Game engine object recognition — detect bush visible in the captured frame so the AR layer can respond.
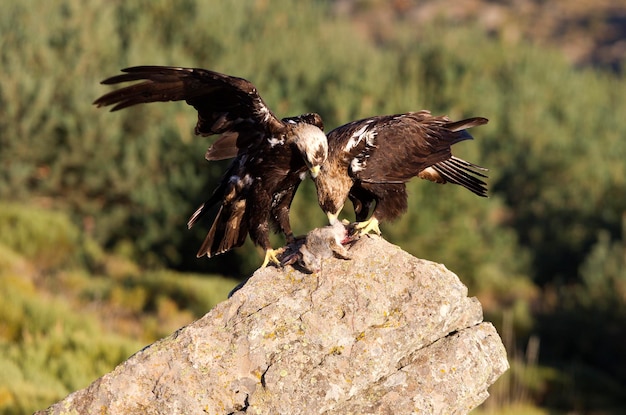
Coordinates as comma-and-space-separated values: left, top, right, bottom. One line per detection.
0, 203, 81, 272
0, 272, 142, 414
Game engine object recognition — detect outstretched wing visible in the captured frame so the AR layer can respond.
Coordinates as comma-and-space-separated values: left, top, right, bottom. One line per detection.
187, 156, 252, 258
93, 66, 285, 159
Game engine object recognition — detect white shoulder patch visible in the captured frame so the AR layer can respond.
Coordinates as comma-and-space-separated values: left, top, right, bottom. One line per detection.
255, 97, 272, 122
267, 136, 285, 147
344, 121, 377, 152
350, 157, 365, 173
363, 129, 377, 147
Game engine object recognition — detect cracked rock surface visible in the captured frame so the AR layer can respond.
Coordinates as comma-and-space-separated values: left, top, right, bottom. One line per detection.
36, 235, 508, 415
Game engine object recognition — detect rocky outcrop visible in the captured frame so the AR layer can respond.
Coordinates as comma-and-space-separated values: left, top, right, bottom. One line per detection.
36, 233, 508, 415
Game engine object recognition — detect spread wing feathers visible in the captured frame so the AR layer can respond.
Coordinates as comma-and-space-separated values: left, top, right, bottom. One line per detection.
195, 201, 249, 258
187, 160, 252, 258
422, 156, 489, 197
93, 65, 285, 144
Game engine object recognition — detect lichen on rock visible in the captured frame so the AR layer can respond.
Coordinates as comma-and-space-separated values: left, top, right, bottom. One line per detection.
36, 233, 508, 415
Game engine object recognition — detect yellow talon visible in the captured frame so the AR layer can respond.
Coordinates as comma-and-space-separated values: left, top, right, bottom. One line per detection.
354, 216, 381, 236
261, 248, 283, 268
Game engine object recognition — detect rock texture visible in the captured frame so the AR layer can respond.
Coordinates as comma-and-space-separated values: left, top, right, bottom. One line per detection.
36, 234, 508, 415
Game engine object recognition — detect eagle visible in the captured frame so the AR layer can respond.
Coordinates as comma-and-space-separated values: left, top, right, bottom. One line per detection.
314, 110, 488, 235
93, 66, 328, 267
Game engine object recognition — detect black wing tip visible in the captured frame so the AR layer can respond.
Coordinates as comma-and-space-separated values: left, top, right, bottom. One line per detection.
94, 66, 194, 110
119, 65, 192, 74
98, 66, 194, 85
91, 97, 133, 112
432, 157, 489, 197
450, 156, 489, 174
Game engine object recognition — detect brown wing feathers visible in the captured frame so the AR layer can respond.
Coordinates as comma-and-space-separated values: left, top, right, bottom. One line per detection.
94, 66, 284, 138
196, 201, 249, 258
94, 67, 208, 110
430, 156, 488, 197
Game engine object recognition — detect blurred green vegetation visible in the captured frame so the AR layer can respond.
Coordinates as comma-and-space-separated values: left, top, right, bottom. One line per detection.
1, 0, 625, 414
0, 203, 236, 414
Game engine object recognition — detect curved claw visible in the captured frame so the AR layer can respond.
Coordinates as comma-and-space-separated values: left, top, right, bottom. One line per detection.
261, 247, 284, 268
354, 216, 381, 236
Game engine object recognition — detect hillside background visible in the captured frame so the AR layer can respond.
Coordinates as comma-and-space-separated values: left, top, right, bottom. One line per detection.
1, 1, 625, 414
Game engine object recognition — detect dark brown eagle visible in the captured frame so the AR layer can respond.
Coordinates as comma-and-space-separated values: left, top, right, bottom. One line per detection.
93, 66, 328, 267
314, 110, 488, 235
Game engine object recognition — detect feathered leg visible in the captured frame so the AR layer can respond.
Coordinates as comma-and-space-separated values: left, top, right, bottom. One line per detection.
349, 187, 375, 222
249, 185, 285, 268
351, 182, 406, 236
270, 182, 301, 244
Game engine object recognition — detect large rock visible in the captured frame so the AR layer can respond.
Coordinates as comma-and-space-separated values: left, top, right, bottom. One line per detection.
36, 234, 508, 415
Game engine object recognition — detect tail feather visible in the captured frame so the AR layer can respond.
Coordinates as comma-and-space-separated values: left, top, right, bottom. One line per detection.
187, 188, 225, 230
443, 117, 489, 147
187, 203, 207, 230
196, 199, 248, 258
444, 117, 488, 132
190, 161, 252, 258
431, 156, 489, 197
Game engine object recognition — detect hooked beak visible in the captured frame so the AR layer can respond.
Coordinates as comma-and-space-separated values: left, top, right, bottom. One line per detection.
310, 165, 321, 179
327, 211, 339, 225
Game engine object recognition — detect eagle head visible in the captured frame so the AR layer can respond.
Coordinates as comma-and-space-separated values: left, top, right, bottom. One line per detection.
292, 123, 328, 179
